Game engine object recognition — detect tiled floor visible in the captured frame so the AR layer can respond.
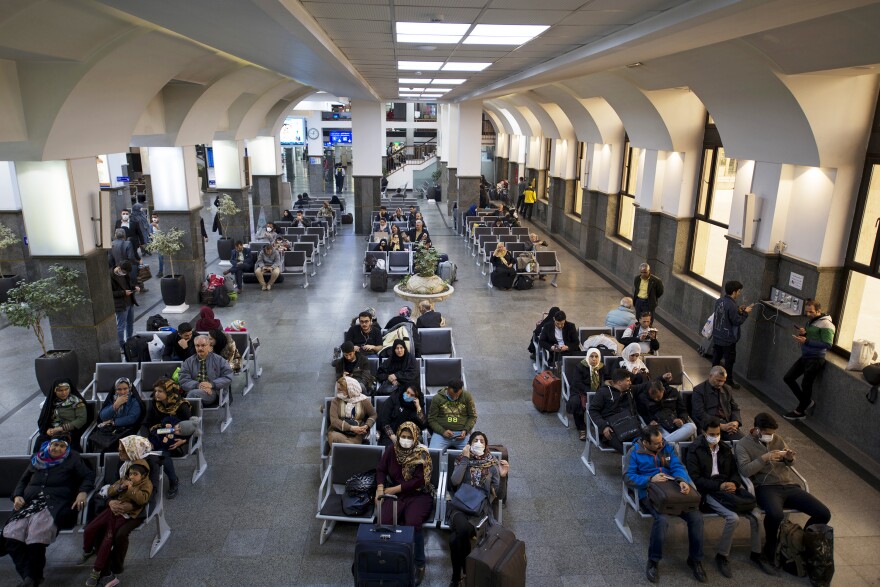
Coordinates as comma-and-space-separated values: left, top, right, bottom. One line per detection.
1, 161, 879, 586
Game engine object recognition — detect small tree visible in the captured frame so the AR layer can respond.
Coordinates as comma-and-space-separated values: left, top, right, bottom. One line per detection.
0, 264, 88, 356
412, 241, 440, 277
144, 227, 184, 277
217, 194, 241, 237
0, 223, 19, 276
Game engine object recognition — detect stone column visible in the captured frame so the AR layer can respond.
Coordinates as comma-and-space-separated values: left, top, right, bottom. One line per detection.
547, 177, 573, 234
457, 176, 481, 213
445, 167, 458, 215
353, 176, 382, 234
455, 100, 483, 216
252, 175, 284, 222
248, 135, 286, 223
212, 139, 253, 239
351, 100, 384, 234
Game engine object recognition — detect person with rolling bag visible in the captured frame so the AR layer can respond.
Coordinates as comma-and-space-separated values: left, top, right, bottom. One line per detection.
354, 422, 433, 586
446, 431, 521, 587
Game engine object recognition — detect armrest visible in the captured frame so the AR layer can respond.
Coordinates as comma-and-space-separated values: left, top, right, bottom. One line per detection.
80, 420, 100, 452
27, 429, 39, 454
317, 465, 333, 510
790, 466, 810, 493
83, 380, 96, 401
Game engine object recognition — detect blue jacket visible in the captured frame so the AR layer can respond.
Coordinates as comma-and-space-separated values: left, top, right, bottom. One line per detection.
99, 393, 142, 428
712, 295, 749, 346
625, 439, 693, 500
605, 305, 636, 329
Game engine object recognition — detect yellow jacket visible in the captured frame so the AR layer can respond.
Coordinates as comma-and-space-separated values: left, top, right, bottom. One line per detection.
523, 188, 537, 204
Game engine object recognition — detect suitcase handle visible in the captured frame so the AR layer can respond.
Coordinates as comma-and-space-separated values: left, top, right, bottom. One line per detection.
375, 494, 399, 532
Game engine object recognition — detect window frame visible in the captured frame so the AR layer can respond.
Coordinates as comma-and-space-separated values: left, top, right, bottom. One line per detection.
573, 141, 586, 217
616, 136, 637, 243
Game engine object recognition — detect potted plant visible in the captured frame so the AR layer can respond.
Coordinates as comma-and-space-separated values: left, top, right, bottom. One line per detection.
145, 227, 186, 306
400, 241, 449, 295
0, 223, 23, 303
0, 264, 88, 395
216, 194, 241, 261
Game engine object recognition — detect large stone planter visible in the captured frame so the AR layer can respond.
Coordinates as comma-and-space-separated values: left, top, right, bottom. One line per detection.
393, 281, 454, 318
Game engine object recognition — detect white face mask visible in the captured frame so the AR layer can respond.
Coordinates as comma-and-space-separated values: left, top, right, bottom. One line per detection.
121, 214, 129, 220
706, 435, 720, 446
398, 438, 413, 449
760, 433, 774, 444
471, 442, 485, 456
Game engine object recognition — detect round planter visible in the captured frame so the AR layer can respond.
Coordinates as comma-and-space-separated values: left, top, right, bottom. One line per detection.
35, 350, 79, 397
160, 274, 187, 306
217, 237, 233, 262
0, 274, 23, 304
393, 283, 454, 318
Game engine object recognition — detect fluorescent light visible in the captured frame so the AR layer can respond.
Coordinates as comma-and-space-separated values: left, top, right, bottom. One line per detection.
441, 62, 491, 71
430, 88, 453, 93
463, 36, 533, 45
430, 78, 466, 85
399, 87, 426, 92
398, 34, 463, 44
468, 24, 549, 37
396, 22, 470, 36
399, 78, 432, 84
398, 61, 443, 71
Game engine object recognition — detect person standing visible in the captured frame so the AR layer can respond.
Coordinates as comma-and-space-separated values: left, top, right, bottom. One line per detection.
515, 176, 526, 213
110, 262, 138, 353
335, 165, 345, 194
711, 281, 754, 389
783, 299, 835, 420
632, 263, 664, 321
148, 212, 164, 277
108, 228, 138, 285
522, 181, 537, 220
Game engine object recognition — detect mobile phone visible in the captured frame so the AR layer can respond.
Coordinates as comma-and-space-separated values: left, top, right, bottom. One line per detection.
156, 427, 174, 434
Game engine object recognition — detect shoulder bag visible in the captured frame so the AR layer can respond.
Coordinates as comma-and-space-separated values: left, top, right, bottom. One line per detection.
450, 483, 488, 516
712, 486, 757, 514
606, 392, 641, 442
648, 481, 701, 515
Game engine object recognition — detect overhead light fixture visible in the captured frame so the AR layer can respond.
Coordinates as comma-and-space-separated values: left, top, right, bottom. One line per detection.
463, 24, 549, 45
399, 61, 443, 71
430, 88, 453, 93
396, 22, 470, 44
399, 87, 427, 92
400, 78, 432, 84
441, 62, 491, 71
430, 78, 466, 85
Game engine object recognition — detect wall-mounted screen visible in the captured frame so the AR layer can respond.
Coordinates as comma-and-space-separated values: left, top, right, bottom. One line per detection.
329, 130, 352, 144
280, 118, 305, 145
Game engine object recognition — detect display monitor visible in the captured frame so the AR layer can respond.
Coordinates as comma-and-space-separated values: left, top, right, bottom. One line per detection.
280, 119, 305, 145
329, 130, 352, 144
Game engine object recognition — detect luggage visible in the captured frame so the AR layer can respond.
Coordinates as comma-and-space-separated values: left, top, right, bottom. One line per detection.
465, 521, 526, 587
370, 267, 388, 292
353, 495, 415, 587
697, 334, 714, 358
212, 284, 231, 308
137, 264, 152, 282
648, 481, 701, 516
513, 275, 533, 290
342, 213, 354, 224
803, 524, 834, 587
438, 260, 457, 283
123, 335, 152, 364
532, 370, 561, 412
776, 519, 807, 577
146, 314, 169, 331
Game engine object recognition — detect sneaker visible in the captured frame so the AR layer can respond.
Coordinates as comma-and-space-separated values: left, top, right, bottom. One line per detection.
167, 480, 179, 500
85, 569, 101, 587
750, 552, 776, 575
261, 285, 267, 291
103, 574, 120, 587
687, 558, 707, 583
156, 273, 163, 278
79, 548, 96, 565
266, 284, 272, 290
715, 553, 732, 578
782, 410, 806, 421
806, 400, 816, 415
645, 560, 659, 584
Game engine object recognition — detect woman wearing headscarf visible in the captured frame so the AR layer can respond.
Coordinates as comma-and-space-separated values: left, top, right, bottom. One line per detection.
446, 431, 510, 586
208, 328, 242, 372
195, 306, 221, 331
490, 242, 517, 290
5, 438, 95, 586
528, 306, 560, 358
35, 378, 88, 451
327, 376, 376, 445
377, 339, 419, 396
90, 378, 144, 453
143, 378, 193, 500
280, 209, 294, 223
329, 194, 345, 212
376, 238, 388, 252
376, 421, 434, 585
384, 306, 413, 331
620, 342, 649, 384
569, 348, 605, 442
389, 233, 403, 252
377, 385, 426, 447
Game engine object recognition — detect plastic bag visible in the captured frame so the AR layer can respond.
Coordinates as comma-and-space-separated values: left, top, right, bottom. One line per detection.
847, 339, 877, 371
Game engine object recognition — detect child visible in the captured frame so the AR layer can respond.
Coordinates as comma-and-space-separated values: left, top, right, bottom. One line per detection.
82, 461, 153, 586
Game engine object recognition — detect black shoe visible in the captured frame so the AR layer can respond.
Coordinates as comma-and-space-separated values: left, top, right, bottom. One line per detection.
806, 400, 816, 415
715, 553, 732, 578
729, 382, 741, 389
687, 558, 707, 583
782, 410, 806, 421
167, 480, 179, 500
750, 552, 776, 575
416, 566, 425, 586
645, 560, 659, 584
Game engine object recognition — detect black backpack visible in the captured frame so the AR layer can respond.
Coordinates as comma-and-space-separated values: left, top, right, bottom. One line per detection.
212, 284, 231, 308
514, 275, 533, 290
124, 335, 152, 364
147, 314, 169, 331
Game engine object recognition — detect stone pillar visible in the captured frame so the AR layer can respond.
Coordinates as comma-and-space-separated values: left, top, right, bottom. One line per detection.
496, 157, 508, 185
353, 176, 381, 235
445, 167, 458, 216
252, 175, 284, 222
158, 209, 206, 308
457, 176, 481, 214
283, 147, 295, 181
248, 136, 285, 222
212, 139, 253, 238
547, 177, 573, 235
455, 100, 483, 216
352, 100, 384, 233
308, 156, 324, 195
0, 163, 30, 286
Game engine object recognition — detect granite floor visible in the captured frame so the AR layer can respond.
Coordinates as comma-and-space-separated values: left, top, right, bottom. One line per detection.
1, 160, 879, 586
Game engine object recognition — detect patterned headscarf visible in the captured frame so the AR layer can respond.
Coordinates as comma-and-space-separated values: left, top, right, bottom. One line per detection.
153, 377, 186, 415
394, 422, 433, 495
457, 433, 498, 491
119, 435, 153, 477
336, 376, 369, 404
31, 439, 70, 470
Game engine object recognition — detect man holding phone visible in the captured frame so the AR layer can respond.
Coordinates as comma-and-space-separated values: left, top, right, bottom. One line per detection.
783, 299, 835, 420
711, 281, 754, 389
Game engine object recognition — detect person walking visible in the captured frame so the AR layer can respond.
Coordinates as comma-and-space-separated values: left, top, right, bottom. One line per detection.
711, 280, 754, 389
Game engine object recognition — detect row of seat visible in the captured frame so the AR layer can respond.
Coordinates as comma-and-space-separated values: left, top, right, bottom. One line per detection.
487, 250, 562, 288
361, 250, 414, 285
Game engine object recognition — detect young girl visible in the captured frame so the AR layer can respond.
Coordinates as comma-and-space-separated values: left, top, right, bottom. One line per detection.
82, 461, 153, 586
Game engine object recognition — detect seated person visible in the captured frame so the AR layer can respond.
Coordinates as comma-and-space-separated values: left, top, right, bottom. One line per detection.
376, 238, 388, 252
385, 306, 413, 331
390, 222, 402, 239
427, 379, 477, 450
317, 201, 335, 221
527, 232, 548, 249
255, 222, 279, 242
293, 193, 306, 209
376, 339, 419, 396
636, 379, 697, 443
620, 311, 660, 355
538, 310, 579, 366
406, 219, 428, 243
588, 368, 664, 453
692, 366, 743, 440
344, 311, 383, 355
91, 377, 144, 453
332, 341, 373, 390
377, 206, 389, 221
446, 431, 510, 586
618, 343, 650, 385
415, 300, 443, 329
279, 209, 294, 223
377, 385, 426, 447
374, 218, 389, 239
736, 412, 830, 570
686, 418, 765, 578
82, 460, 153, 587
327, 376, 376, 445
489, 242, 516, 290
569, 348, 605, 442
291, 210, 311, 228
389, 233, 403, 251
391, 207, 406, 222
179, 335, 233, 406
605, 296, 637, 329
223, 240, 247, 293
208, 328, 242, 373
625, 425, 707, 584
406, 205, 417, 222
375, 422, 434, 584
329, 194, 344, 212
255, 244, 281, 291
528, 305, 560, 359
36, 378, 88, 451
143, 377, 194, 500
161, 322, 195, 361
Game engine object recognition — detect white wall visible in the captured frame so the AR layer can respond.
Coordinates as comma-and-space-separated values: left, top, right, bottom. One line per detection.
212, 139, 245, 189
247, 135, 279, 176
17, 160, 82, 256
0, 161, 21, 210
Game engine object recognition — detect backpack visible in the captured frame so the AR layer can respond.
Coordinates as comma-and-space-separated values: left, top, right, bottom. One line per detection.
147, 314, 169, 331
124, 335, 152, 364
775, 520, 807, 577
803, 524, 834, 587
514, 275, 533, 290
212, 284, 231, 308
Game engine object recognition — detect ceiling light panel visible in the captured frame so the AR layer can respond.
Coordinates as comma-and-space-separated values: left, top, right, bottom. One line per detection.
441, 62, 491, 71
396, 22, 470, 44
463, 24, 549, 45
399, 87, 427, 91
398, 61, 443, 70
399, 78, 433, 84
430, 78, 466, 84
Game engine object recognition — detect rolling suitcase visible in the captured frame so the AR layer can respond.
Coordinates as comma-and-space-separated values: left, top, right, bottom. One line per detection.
370, 268, 388, 292
353, 495, 415, 587
438, 260, 457, 283
532, 370, 561, 412
465, 519, 526, 587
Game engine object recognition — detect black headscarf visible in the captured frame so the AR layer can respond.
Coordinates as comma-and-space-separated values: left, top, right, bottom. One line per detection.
209, 328, 228, 356
37, 377, 86, 434
381, 339, 418, 386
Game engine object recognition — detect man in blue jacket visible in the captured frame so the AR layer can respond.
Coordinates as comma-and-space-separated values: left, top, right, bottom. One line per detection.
711, 280, 754, 389
625, 425, 707, 584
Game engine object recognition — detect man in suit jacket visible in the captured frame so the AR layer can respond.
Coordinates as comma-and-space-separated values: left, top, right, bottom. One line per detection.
180, 335, 234, 406
633, 263, 664, 322
538, 310, 580, 366
691, 365, 743, 440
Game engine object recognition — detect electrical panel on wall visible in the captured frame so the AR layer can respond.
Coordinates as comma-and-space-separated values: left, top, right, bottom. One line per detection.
764, 286, 804, 316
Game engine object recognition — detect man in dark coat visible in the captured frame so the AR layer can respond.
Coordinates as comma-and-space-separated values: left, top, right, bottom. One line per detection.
162, 322, 196, 361
632, 262, 664, 321
538, 310, 580, 366
344, 311, 382, 355
109, 229, 138, 285
710, 280, 754, 389
111, 261, 139, 352
588, 369, 664, 453
691, 366, 743, 441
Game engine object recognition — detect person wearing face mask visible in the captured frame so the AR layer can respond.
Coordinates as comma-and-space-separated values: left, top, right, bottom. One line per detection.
108, 229, 138, 285
114, 208, 146, 256
377, 385, 426, 447
569, 348, 605, 441
692, 366, 743, 441
686, 418, 766, 578
375, 421, 434, 585
735, 413, 830, 569
256, 222, 279, 243
110, 261, 139, 353
427, 380, 477, 450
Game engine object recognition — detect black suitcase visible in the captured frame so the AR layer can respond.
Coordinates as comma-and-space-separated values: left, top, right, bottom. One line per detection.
370, 268, 388, 292
353, 495, 415, 587
465, 519, 526, 587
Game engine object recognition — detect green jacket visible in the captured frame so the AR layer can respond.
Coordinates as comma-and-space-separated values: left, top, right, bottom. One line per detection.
427, 389, 477, 434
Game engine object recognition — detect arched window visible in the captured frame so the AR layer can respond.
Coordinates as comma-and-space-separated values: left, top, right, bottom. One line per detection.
617, 134, 639, 242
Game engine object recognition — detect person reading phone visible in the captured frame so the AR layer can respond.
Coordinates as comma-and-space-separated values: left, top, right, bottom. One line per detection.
620, 311, 661, 355
710, 281, 754, 389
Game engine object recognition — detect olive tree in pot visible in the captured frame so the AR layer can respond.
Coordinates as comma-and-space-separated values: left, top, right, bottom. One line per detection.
145, 227, 186, 306
216, 194, 241, 262
0, 223, 23, 303
0, 264, 88, 395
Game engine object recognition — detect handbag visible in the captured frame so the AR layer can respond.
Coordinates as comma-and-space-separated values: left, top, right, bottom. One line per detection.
341, 491, 372, 516
648, 481, 701, 515
847, 339, 877, 371
137, 264, 152, 282
89, 425, 127, 452
657, 409, 681, 432
345, 469, 376, 495
341, 417, 362, 437
606, 409, 641, 443
450, 483, 488, 516
712, 487, 757, 514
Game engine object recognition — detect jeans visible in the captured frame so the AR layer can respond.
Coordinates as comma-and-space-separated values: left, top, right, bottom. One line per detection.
784, 357, 825, 413
228, 266, 244, 290
704, 494, 761, 557
756, 484, 830, 559
157, 253, 164, 275
115, 305, 134, 350
449, 511, 476, 580
712, 343, 738, 383
640, 496, 704, 562
660, 422, 697, 443
522, 202, 534, 220
429, 432, 468, 450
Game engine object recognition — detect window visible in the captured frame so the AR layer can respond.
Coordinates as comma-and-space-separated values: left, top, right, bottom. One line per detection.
573, 141, 586, 216
543, 138, 552, 199
617, 137, 639, 242
689, 139, 737, 287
